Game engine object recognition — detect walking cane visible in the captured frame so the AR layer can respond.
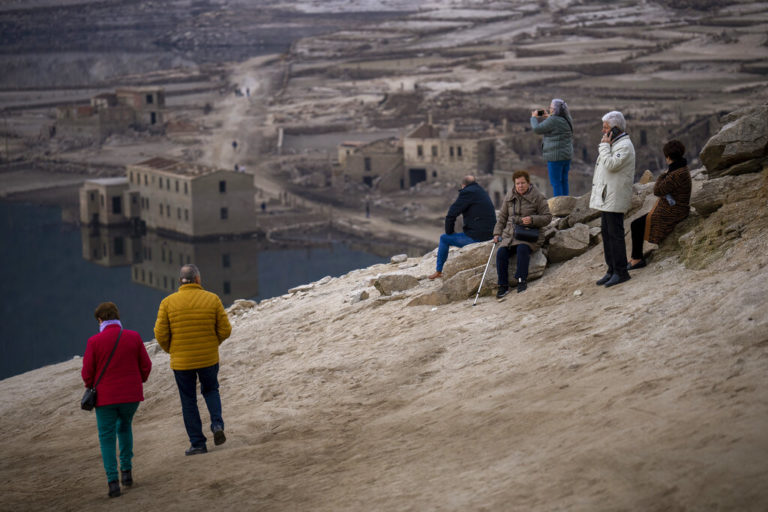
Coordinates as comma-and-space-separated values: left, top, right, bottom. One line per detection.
473, 241, 497, 306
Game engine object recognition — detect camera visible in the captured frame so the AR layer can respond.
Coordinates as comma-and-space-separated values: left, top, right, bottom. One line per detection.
536, 109, 546, 116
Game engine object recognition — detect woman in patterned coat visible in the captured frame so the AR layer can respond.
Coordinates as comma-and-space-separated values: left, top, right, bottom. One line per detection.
628, 140, 692, 270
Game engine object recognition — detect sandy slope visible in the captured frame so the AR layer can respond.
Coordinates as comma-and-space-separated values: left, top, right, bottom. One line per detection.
1, 187, 767, 511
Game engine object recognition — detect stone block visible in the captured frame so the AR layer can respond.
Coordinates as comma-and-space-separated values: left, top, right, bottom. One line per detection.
547, 223, 590, 263
390, 254, 408, 264
442, 241, 495, 279
548, 196, 578, 217
373, 273, 420, 296
700, 104, 768, 177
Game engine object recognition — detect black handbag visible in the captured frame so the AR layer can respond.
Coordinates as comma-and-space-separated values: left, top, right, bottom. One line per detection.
512, 197, 540, 243
81, 328, 122, 411
513, 225, 540, 243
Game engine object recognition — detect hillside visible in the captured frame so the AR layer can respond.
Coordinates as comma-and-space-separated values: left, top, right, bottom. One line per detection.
1, 127, 767, 509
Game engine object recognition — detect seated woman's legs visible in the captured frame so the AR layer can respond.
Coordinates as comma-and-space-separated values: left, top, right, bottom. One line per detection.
514, 244, 531, 292
630, 215, 647, 265
496, 246, 511, 289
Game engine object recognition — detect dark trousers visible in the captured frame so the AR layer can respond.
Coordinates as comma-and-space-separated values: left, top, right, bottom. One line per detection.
173, 363, 223, 448
600, 211, 629, 277
630, 214, 647, 260
496, 244, 531, 286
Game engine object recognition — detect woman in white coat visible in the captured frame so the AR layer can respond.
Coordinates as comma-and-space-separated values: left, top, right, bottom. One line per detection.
590, 110, 635, 288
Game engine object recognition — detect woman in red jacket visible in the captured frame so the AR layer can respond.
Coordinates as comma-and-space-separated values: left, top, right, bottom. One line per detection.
82, 302, 152, 498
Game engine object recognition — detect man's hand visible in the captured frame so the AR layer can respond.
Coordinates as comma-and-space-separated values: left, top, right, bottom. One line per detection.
522, 216, 532, 225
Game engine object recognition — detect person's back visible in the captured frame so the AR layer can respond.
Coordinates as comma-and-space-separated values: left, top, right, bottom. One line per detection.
155, 282, 231, 371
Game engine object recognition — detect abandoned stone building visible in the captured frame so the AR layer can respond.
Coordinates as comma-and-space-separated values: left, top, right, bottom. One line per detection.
126, 157, 258, 239
55, 87, 165, 141
334, 138, 404, 191
338, 119, 499, 190
79, 177, 141, 227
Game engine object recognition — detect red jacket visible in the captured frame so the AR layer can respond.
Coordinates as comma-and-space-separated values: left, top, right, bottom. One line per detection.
81, 324, 152, 406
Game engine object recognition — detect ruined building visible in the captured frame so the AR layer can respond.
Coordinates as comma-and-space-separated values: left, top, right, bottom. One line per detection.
55, 87, 165, 141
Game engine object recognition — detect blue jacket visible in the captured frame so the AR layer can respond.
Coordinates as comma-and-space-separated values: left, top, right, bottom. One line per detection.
445, 182, 496, 241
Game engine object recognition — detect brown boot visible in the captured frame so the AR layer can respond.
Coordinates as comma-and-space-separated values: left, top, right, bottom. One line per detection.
428, 271, 443, 280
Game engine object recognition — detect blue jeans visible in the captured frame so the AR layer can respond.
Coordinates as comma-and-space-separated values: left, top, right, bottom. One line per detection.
436, 232, 478, 272
548, 160, 571, 197
173, 363, 223, 448
95, 402, 140, 482
496, 244, 532, 286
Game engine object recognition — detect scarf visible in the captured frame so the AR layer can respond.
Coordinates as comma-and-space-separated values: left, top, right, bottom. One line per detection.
99, 319, 123, 332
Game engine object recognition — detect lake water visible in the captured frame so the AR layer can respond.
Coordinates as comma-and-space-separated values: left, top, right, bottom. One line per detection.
0, 200, 400, 380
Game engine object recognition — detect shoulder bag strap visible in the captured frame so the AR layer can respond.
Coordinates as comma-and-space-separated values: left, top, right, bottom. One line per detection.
564, 116, 573, 134
93, 328, 122, 389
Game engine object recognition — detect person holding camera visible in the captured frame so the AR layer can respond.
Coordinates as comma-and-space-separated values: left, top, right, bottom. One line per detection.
531, 98, 574, 197
628, 139, 691, 270
492, 170, 552, 298
591, 110, 635, 288
82, 302, 152, 498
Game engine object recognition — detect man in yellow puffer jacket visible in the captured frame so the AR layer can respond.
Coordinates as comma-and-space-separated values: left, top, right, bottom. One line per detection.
155, 264, 232, 456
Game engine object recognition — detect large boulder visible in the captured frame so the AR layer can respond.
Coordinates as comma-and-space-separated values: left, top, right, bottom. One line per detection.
700, 104, 768, 178
373, 273, 420, 296
691, 171, 765, 216
442, 241, 495, 278
567, 192, 601, 227
548, 196, 578, 217
547, 223, 590, 263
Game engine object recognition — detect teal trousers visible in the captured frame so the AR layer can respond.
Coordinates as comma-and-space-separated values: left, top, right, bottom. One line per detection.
95, 402, 139, 482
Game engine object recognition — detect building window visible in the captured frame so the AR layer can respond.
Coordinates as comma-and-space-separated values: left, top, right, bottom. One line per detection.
144, 174, 148, 186
432, 171, 437, 178
175, 180, 179, 192
219, 180, 226, 193
222, 254, 230, 268
166, 178, 170, 190
449, 146, 454, 157
184, 209, 189, 221
163, 276, 167, 289
114, 237, 124, 256
100, 194, 105, 207
184, 182, 188, 194
148, 271, 153, 284
166, 204, 171, 217
112, 196, 122, 214
457, 146, 463, 158
417, 145, 423, 157
168, 250, 173, 265
364, 157, 371, 172
90, 192, 95, 202
158, 178, 162, 190
223, 281, 231, 295
220, 207, 228, 220
129, 171, 133, 183
159, 204, 163, 216
431, 145, 438, 157
146, 94, 153, 104
141, 269, 145, 282
177, 207, 181, 219
146, 198, 150, 210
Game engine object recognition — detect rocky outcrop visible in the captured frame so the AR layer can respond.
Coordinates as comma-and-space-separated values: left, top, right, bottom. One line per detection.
548, 196, 578, 217
547, 223, 590, 263
566, 192, 601, 227
700, 104, 768, 178
374, 273, 420, 296
691, 172, 765, 216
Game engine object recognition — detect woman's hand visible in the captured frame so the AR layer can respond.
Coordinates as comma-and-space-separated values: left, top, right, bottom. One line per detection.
493, 235, 501, 243
522, 216, 532, 225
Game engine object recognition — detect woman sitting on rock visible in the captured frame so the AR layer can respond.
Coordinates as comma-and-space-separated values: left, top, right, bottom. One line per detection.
493, 170, 552, 298
628, 139, 692, 270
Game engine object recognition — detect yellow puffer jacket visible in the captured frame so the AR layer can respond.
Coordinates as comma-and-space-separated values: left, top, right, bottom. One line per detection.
154, 284, 232, 370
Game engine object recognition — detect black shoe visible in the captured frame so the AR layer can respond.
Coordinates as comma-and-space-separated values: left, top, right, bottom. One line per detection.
121, 470, 133, 487
108, 481, 121, 498
596, 273, 612, 286
496, 286, 509, 300
213, 426, 226, 446
627, 259, 647, 270
517, 279, 527, 293
185, 445, 208, 456
605, 273, 631, 287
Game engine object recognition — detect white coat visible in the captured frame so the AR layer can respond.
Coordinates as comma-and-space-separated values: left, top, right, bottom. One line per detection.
589, 134, 636, 213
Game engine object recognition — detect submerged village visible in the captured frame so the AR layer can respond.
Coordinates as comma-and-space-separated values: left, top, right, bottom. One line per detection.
1, 0, 768, 510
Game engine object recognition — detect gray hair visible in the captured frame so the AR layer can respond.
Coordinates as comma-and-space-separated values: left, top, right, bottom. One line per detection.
551, 98, 569, 118
180, 264, 200, 284
602, 111, 626, 132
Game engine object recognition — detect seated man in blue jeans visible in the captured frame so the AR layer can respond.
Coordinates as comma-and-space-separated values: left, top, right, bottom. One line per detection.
429, 175, 496, 279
